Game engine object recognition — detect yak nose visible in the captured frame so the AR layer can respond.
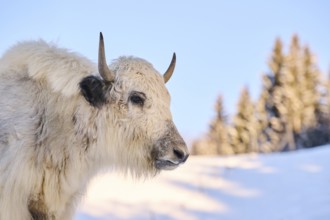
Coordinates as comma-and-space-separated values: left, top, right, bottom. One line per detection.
173, 147, 189, 163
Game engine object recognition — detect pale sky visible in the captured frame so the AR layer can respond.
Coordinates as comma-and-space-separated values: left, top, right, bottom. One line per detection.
1, 0, 330, 143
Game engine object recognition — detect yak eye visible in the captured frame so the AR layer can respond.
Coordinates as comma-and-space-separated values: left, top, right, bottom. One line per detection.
129, 92, 145, 106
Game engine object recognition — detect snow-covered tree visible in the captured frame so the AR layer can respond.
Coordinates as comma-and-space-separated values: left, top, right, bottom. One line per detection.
229, 87, 256, 154
208, 96, 232, 154
193, 34, 330, 155
258, 38, 288, 152
255, 87, 273, 152
191, 96, 231, 155
299, 47, 330, 147
259, 35, 330, 151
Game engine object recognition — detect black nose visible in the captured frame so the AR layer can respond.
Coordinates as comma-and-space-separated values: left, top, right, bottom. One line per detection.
173, 147, 189, 163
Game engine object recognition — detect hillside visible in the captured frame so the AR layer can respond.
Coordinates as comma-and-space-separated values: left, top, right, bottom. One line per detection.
76, 146, 330, 220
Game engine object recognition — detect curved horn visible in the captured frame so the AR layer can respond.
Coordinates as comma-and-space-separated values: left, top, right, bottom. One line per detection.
98, 32, 115, 82
163, 53, 176, 83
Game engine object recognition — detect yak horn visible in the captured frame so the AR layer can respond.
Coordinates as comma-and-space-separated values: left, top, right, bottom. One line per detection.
163, 53, 176, 83
98, 32, 115, 82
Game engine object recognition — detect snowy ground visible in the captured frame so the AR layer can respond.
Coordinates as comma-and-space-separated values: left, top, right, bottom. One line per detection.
75, 146, 330, 220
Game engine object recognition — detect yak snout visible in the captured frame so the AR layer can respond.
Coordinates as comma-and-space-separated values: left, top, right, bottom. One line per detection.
154, 143, 189, 171
152, 122, 189, 170
173, 147, 189, 162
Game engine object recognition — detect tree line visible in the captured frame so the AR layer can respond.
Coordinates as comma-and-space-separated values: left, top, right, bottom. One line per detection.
192, 35, 330, 155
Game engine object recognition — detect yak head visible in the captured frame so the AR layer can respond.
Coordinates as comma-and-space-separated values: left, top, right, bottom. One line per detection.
80, 33, 189, 176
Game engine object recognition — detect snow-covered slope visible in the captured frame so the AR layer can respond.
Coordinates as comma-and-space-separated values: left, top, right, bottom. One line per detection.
76, 146, 330, 220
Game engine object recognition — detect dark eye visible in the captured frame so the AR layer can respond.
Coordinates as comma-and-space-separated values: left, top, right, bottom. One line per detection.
129, 92, 145, 106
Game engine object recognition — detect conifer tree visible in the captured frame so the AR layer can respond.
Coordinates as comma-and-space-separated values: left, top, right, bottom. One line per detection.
259, 35, 329, 150
298, 47, 330, 147
229, 87, 255, 153
191, 96, 228, 155
260, 38, 288, 152
255, 88, 271, 152
193, 34, 330, 155
208, 96, 231, 154
280, 34, 303, 150
300, 47, 319, 128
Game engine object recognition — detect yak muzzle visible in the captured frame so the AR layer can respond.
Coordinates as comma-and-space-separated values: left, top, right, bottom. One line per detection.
153, 122, 189, 170
155, 145, 189, 170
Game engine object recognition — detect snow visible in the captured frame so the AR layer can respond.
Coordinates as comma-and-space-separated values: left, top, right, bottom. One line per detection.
75, 146, 330, 220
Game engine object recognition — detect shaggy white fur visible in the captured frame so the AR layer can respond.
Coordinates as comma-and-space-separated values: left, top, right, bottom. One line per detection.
0, 40, 188, 219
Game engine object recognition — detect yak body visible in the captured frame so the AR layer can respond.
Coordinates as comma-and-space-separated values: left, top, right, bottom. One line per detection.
0, 39, 188, 219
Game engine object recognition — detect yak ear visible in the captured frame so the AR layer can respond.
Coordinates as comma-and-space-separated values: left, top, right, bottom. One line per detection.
79, 76, 110, 108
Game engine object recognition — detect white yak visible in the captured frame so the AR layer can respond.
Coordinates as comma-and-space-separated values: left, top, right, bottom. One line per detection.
0, 33, 189, 220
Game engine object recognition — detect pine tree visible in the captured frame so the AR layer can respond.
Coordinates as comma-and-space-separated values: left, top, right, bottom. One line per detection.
323, 71, 330, 121
299, 47, 330, 147
208, 96, 231, 154
300, 47, 319, 128
229, 87, 255, 154
280, 34, 303, 150
259, 38, 288, 152
191, 96, 230, 155
258, 35, 329, 151
255, 88, 271, 152
281, 36, 329, 149
193, 34, 330, 155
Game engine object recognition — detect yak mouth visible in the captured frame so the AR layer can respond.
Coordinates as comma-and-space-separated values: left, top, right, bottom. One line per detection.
153, 150, 189, 171
155, 159, 181, 170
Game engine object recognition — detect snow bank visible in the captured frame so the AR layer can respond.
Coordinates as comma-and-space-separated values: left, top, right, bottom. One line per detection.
76, 146, 330, 220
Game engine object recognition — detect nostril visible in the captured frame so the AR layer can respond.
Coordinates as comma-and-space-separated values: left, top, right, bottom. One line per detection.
173, 148, 185, 160
182, 154, 189, 163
